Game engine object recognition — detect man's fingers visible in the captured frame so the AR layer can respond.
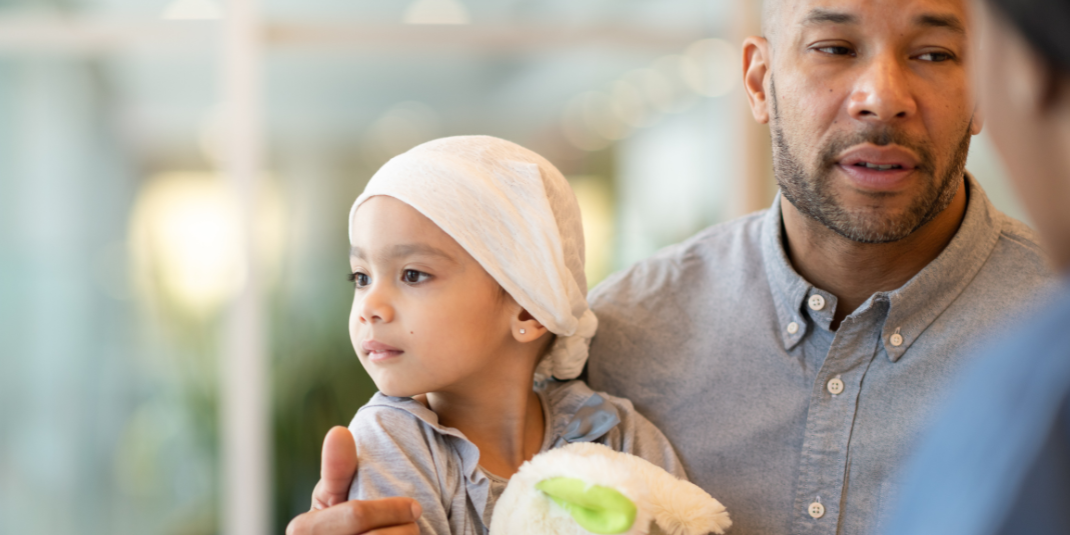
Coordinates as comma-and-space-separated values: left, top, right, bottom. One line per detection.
362, 525, 420, 535
311, 479, 329, 510
299, 427, 421, 534
318, 426, 358, 508
287, 498, 421, 535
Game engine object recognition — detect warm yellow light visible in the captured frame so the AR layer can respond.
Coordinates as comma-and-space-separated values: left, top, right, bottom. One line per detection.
130, 173, 245, 315
569, 175, 615, 285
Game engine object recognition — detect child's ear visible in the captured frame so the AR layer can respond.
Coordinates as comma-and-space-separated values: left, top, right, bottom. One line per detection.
512, 309, 549, 343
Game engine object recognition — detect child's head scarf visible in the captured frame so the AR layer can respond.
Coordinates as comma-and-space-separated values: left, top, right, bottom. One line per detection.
349, 135, 598, 380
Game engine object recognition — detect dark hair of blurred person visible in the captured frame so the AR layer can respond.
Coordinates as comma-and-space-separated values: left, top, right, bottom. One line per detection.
976, 0, 1070, 269
886, 1, 1070, 534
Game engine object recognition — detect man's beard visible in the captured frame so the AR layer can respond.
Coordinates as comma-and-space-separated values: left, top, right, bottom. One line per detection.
769, 79, 972, 244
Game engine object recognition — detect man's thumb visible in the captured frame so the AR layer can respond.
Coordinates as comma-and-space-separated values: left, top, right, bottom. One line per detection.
320, 426, 358, 507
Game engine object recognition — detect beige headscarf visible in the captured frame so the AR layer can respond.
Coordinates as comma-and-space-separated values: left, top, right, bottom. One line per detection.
349, 135, 597, 380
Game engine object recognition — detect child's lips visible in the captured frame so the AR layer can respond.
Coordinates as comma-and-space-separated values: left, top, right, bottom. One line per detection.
361, 339, 404, 361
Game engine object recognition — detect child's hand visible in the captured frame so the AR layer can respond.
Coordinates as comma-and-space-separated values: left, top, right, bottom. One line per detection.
286, 426, 422, 535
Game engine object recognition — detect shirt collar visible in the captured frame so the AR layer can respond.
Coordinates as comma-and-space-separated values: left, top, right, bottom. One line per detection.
761, 194, 813, 351
879, 173, 1002, 361
367, 380, 622, 475
762, 173, 1004, 361
542, 380, 621, 447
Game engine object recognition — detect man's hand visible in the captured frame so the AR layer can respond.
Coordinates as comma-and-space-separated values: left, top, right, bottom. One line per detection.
313, 426, 360, 510
286, 426, 421, 535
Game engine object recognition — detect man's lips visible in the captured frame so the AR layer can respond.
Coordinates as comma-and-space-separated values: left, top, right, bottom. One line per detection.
361, 339, 403, 361
836, 144, 921, 191
837, 144, 920, 171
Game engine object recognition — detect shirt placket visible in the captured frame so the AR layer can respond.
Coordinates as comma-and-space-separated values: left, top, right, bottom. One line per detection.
790, 302, 885, 535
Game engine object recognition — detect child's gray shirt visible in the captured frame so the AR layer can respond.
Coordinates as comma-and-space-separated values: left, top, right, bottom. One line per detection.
347, 379, 686, 535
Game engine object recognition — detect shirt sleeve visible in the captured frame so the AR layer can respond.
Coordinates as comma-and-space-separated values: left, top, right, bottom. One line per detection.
598, 392, 688, 481
347, 405, 458, 535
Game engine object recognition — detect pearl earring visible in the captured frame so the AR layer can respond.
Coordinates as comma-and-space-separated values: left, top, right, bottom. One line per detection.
519, 329, 526, 335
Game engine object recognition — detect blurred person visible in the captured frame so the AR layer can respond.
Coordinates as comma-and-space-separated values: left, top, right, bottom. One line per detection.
885, 0, 1070, 534
287, 1, 1054, 534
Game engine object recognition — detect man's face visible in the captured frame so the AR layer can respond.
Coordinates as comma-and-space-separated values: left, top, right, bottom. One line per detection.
762, 0, 978, 243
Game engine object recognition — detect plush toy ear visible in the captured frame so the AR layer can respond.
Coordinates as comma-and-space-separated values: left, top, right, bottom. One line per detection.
535, 477, 637, 534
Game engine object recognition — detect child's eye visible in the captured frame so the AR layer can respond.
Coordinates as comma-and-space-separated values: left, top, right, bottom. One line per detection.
348, 272, 370, 288
402, 270, 430, 284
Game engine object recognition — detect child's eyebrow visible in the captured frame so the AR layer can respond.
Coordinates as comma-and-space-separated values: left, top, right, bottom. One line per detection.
350, 244, 456, 263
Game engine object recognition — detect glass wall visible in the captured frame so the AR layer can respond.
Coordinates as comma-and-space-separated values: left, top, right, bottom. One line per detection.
0, 14, 221, 532
0, 1, 1027, 534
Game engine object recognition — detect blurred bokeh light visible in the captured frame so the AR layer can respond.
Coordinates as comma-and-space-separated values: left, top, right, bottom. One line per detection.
131, 173, 247, 314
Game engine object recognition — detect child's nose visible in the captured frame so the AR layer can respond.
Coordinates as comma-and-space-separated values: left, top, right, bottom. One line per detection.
358, 285, 395, 324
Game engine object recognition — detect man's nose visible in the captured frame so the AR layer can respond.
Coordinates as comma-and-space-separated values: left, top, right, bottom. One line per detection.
358, 283, 395, 324
847, 52, 917, 123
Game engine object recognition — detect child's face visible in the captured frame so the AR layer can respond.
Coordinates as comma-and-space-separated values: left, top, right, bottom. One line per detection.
348, 195, 516, 398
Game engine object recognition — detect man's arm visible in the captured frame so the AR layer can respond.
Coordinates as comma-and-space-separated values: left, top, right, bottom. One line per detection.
286, 426, 422, 535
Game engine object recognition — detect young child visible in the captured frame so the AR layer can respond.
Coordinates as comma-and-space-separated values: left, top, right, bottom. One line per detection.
345, 135, 684, 535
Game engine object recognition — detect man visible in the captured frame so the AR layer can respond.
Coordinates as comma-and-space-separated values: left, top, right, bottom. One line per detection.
287, 0, 1050, 533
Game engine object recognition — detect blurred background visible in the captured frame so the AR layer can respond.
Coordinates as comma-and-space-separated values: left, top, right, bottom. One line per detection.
0, 0, 1026, 534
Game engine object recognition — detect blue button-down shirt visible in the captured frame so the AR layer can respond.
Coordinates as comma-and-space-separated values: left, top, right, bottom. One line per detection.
587, 175, 1052, 535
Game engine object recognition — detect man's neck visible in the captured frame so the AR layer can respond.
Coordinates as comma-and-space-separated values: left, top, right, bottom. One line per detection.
781, 179, 969, 330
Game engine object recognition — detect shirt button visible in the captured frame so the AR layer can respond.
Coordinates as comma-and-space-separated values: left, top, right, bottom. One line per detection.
808, 502, 825, 519
890, 333, 904, 346
827, 377, 844, 395
787, 321, 799, 334
808, 294, 826, 311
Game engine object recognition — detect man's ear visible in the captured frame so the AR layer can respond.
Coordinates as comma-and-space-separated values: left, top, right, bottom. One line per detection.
512, 309, 549, 343
743, 36, 772, 124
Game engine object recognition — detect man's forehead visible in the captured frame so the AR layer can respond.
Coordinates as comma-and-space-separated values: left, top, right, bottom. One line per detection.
773, 0, 967, 27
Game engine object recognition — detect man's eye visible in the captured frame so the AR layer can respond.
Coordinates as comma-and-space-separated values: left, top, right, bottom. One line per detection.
348, 272, 369, 288
917, 51, 954, 62
402, 270, 429, 284
815, 45, 854, 56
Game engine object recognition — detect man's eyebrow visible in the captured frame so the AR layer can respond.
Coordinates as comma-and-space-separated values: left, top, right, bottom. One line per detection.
914, 13, 966, 35
349, 244, 455, 262
801, 8, 859, 26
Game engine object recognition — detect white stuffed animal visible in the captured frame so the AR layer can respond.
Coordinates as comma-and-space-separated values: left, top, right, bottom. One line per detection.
490, 442, 731, 535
